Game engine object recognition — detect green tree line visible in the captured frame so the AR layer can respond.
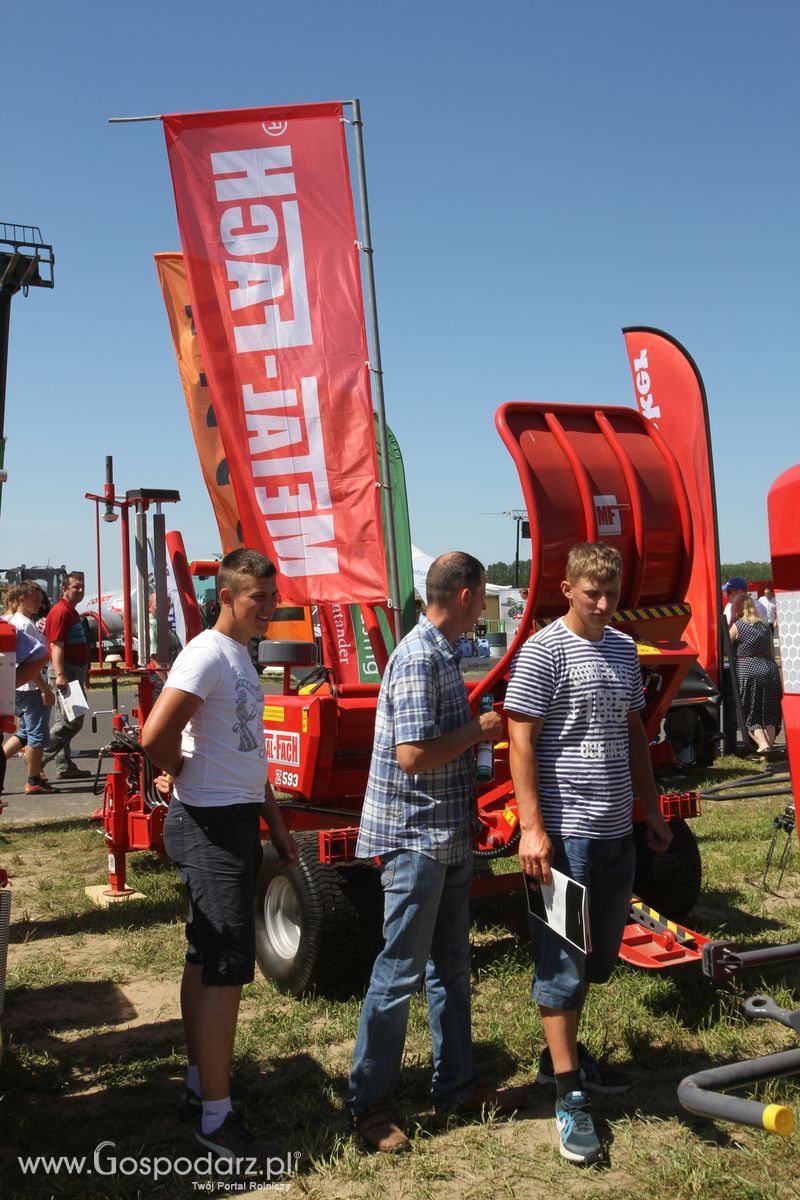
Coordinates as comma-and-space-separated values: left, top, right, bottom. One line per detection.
486, 560, 772, 587
486, 561, 532, 586
720, 562, 772, 581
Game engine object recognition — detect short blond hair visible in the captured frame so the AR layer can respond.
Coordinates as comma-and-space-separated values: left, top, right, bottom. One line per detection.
565, 542, 622, 585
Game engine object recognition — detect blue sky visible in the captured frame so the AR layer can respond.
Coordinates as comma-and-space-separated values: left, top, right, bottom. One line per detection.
2, 0, 797, 588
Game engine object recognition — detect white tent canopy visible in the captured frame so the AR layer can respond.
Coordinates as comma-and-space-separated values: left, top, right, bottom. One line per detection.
412, 544, 435, 603
412, 544, 502, 604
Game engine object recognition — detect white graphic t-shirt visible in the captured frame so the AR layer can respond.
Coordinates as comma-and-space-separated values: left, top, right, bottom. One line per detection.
504, 618, 645, 838
165, 630, 266, 808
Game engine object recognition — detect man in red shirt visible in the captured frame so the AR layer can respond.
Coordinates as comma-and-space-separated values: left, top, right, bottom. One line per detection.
43, 573, 91, 780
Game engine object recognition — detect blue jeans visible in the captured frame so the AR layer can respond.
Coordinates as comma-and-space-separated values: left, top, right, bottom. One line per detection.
15, 690, 51, 749
530, 834, 635, 1011
347, 849, 476, 1114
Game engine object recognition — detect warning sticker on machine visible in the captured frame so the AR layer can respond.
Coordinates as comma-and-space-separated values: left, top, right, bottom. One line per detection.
503, 806, 518, 828
263, 705, 285, 723
635, 640, 661, 655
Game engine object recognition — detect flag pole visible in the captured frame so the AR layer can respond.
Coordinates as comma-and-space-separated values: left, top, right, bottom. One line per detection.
346, 98, 404, 645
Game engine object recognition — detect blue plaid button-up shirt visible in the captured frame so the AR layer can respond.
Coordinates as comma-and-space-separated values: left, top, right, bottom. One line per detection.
355, 616, 475, 865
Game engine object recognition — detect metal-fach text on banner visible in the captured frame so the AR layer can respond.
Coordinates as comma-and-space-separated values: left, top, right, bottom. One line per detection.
162, 103, 387, 606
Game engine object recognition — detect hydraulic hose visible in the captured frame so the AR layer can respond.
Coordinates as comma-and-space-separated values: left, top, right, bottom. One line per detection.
678, 1048, 800, 1135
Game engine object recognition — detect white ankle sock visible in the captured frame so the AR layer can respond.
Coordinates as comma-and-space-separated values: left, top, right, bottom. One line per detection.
187, 1065, 201, 1095
201, 1097, 232, 1135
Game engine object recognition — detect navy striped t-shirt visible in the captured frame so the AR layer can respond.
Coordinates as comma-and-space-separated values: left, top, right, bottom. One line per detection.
504, 618, 645, 838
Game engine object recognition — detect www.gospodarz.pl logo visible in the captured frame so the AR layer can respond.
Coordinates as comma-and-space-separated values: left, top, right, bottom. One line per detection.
18, 1140, 299, 1188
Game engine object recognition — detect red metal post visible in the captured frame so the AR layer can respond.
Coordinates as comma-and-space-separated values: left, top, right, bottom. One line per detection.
103, 756, 134, 896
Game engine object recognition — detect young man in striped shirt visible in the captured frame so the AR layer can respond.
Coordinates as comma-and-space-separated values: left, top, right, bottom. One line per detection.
505, 543, 672, 1166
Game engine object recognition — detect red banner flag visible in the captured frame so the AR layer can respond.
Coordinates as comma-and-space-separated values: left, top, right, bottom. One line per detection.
162, 103, 387, 605
622, 327, 722, 685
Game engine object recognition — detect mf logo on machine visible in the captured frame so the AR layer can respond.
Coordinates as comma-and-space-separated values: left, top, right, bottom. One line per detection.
262, 120, 289, 137
593, 495, 630, 537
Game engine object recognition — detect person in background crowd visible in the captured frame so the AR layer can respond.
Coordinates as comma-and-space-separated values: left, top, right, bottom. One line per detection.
2, 585, 21, 616
722, 577, 768, 625
42, 572, 92, 781
759, 586, 777, 635
0, 612, 50, 802
729, 594, 783, 755
148, 594, 181, 665
4, 582, 54, 794
203, 595, 220, 628
35, 591, 51, 634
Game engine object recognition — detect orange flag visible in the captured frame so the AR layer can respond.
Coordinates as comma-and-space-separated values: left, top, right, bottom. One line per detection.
155, 252, 313, 644
154, 251, 242, 554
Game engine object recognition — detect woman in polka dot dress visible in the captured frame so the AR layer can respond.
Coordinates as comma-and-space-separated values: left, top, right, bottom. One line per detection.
729, 595, 783, 753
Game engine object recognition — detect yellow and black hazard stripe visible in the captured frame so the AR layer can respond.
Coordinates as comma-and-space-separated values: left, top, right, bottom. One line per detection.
535, 602, 690, 628
614, 603, 691, 622
628, 897, 695, 944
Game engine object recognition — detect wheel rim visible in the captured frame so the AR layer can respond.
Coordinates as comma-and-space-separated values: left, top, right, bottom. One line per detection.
264, 876, 301, 960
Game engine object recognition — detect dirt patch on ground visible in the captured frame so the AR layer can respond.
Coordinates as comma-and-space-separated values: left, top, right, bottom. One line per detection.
4, 971, 180, 1052
295, 1109, 646, 1200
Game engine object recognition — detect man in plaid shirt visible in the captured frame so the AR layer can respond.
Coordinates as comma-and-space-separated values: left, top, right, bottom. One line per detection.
347, 552, 528, 1152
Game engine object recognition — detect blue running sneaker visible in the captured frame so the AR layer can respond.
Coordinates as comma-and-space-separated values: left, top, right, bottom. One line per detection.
536, 1042, 630, 1094
555, 1091, 602, 1165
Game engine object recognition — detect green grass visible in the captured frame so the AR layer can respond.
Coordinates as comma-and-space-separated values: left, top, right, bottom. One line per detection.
1, 757, 800, 1198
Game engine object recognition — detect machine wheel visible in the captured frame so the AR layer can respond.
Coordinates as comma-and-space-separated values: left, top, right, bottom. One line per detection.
633, 818, 702, 923
254, 835, 382, 996
664, 705, 717, 768
664, 707, 705, 767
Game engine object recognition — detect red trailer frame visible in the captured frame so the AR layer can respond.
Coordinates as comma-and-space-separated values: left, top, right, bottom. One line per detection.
89, 399, 714, 991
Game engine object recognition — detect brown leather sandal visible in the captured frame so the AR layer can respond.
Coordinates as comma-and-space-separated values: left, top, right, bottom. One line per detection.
353, 1102, 412, 1153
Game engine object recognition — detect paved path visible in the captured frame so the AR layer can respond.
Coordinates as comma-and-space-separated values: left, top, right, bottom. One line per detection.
1, 686, 139, 825
1, 675, 786, 827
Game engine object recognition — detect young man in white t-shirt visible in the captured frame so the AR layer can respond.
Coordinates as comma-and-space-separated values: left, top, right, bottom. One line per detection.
142, 549, 297, 1170
505, 543, 672, 1166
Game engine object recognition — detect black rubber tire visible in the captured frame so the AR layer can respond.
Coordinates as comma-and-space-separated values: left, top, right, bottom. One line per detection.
665, 705, 718, 769
254, 834, 382, 996
339, 862, 385, 973
632, 818, 702, 923
664, 707, 705, 767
